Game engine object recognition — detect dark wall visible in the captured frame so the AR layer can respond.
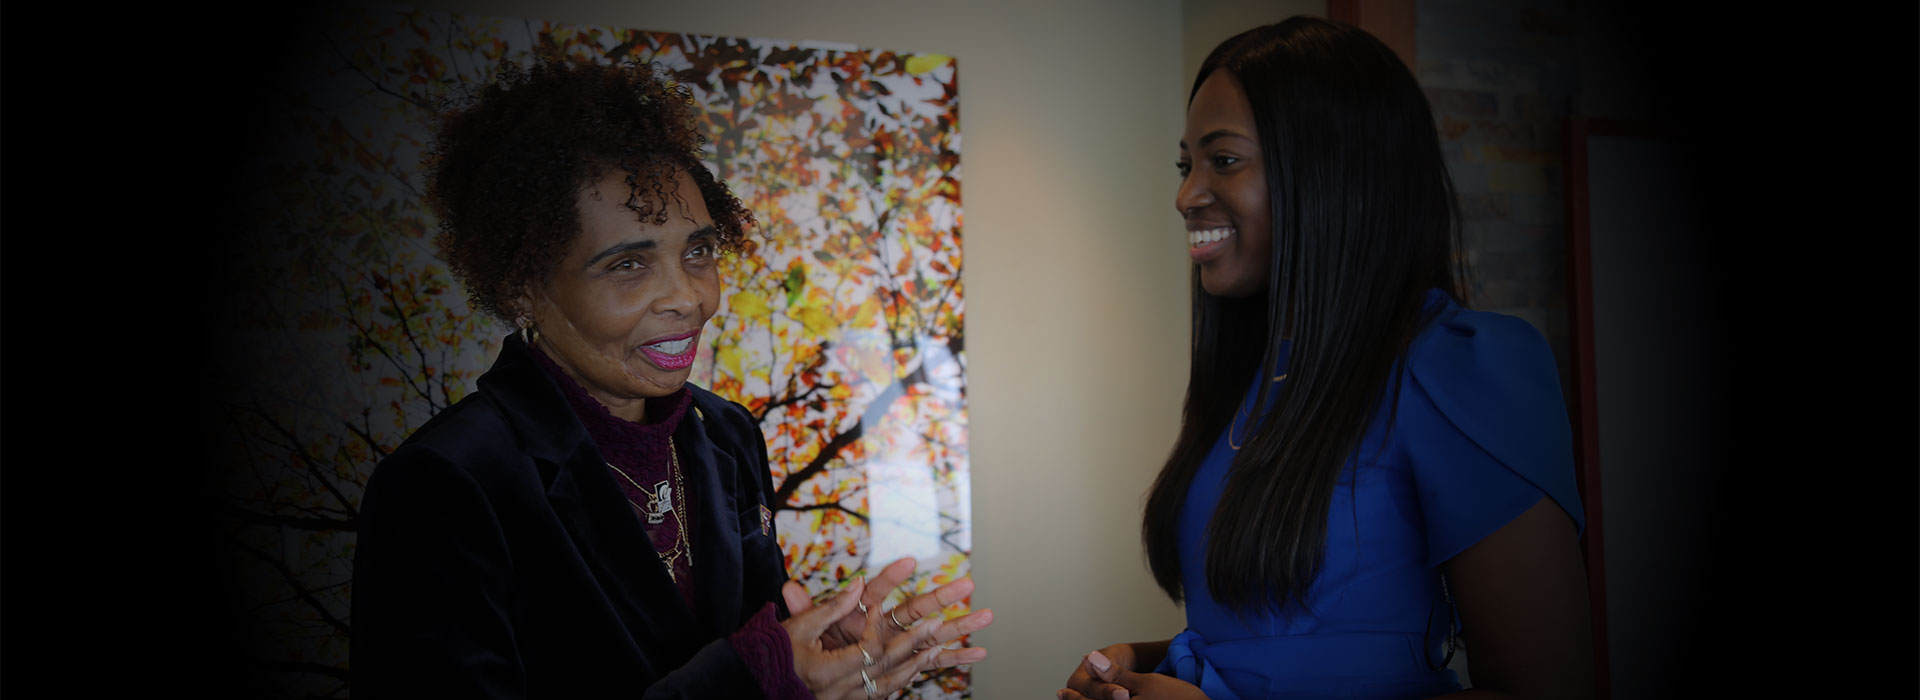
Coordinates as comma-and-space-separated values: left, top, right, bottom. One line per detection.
1564, 2, 1917, 696
5, 2, 342, 697
1413, 1, 1917, 696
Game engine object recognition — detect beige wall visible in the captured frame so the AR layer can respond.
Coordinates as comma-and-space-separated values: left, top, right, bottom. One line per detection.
1183, 0, 1328, 93
398, 0, 1194, 695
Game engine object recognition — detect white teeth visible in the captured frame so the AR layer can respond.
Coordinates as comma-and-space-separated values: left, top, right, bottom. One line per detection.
648, 338, 692, 355
1188, 227, 1235, 248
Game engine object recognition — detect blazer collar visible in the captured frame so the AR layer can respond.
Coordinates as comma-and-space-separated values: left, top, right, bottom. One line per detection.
473, 334, 595, 469
677, 406, 744, 639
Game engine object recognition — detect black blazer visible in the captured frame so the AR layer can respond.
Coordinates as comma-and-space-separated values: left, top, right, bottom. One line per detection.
351, 335, 792, 698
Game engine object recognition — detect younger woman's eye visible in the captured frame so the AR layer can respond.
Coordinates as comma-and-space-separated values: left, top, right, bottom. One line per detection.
1175, 161, 1192, 177
1211, 155, 1239, 169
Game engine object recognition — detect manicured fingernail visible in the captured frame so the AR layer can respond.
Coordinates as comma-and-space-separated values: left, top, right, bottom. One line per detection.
1087, 650, 1112, 672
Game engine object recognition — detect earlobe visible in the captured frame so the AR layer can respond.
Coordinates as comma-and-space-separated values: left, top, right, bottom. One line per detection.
511, 291, 542, 344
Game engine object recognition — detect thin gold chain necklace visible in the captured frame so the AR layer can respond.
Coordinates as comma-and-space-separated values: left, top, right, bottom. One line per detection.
606, 437, 692, 582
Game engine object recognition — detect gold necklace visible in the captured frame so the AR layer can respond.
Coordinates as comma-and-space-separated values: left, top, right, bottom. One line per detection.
1228, 374, 1288, 451
606, 437, 692, 582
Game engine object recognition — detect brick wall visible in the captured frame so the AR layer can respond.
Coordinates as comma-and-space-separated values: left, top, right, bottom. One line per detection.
1416, 0, 1575, 390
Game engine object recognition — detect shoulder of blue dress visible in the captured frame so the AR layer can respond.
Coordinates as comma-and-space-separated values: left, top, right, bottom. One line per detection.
1402, 293, 1586, 530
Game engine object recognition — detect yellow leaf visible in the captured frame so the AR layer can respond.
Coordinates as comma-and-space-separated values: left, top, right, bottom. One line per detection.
730, 290, 771, 319
905, 54, 951, 76
717, 345, 744, 379
792, 306, 838, 339
852, 295, 882, 329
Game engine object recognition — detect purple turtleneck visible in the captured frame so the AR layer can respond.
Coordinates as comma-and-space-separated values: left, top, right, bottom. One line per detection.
530, 346, 814, 700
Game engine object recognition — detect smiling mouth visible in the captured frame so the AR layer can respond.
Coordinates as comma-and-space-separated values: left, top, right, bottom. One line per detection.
1189, 226, 1235, 248
646, 337, 693, 355
636, 330, 700, 370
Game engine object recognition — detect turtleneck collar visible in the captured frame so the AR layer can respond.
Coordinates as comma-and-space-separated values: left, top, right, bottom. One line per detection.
527, 344, 692, 462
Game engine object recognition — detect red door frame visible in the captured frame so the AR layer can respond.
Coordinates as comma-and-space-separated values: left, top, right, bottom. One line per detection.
1565, 116, 1662, 700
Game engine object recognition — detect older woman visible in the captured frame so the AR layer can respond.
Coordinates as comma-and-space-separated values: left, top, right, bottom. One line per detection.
350, 57, 991, 699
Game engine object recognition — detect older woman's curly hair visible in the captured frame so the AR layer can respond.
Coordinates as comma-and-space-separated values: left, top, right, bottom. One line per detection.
424, 57, 755, 323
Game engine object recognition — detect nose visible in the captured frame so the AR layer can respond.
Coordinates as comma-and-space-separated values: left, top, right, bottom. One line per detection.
1175, 168, 1213, 218
650, 266, 700, 318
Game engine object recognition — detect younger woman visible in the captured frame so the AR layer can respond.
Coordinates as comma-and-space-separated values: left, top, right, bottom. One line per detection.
1062, 17, 1592, 700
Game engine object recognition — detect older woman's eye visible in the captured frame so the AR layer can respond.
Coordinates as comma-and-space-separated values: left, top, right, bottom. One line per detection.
687, 244, 714, 260
610, 258, 642, 272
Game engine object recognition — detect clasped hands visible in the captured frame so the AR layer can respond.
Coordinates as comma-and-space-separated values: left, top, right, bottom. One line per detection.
780, 557, 994, 700
1058, 643, 1206, 700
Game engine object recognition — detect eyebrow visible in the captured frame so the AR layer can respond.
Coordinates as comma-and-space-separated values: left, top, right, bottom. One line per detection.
582, 225, 719, 268
1179, 129, 1252, 150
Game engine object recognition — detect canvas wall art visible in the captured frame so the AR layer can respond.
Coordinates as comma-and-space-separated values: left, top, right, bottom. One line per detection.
215, 5, 968, 697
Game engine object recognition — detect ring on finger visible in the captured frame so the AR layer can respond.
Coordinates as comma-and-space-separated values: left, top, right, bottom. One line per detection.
887, 607, 912, 632
860, 668, 878, 698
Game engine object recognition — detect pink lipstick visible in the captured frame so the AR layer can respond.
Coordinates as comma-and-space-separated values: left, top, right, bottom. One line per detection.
636, 329, 700, 370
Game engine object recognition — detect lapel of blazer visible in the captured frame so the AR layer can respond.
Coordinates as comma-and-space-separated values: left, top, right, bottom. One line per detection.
677, 392, 745, 639
476, 335, 700, 651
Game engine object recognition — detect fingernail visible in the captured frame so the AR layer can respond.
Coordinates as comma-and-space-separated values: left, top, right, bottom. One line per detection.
1086, 650, 1112, 673
1112, 690, 1130, 700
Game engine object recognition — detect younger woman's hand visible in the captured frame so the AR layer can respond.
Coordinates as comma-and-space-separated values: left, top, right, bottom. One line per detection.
1060, 643, 1137, 700
1061, 658, 1206, 700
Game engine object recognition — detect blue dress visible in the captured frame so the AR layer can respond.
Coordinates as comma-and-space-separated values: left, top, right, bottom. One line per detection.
1154, 290, 1586, 699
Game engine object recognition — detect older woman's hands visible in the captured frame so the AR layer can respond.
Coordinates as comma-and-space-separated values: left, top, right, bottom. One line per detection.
782, 576, 991, 700
782, 557, 994, 667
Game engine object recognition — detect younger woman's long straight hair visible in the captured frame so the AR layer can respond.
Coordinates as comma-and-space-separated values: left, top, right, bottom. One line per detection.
1142, 16, 1468, 614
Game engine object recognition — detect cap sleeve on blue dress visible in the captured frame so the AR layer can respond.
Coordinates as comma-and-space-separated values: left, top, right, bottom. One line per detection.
1404, 306, 1586, 566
